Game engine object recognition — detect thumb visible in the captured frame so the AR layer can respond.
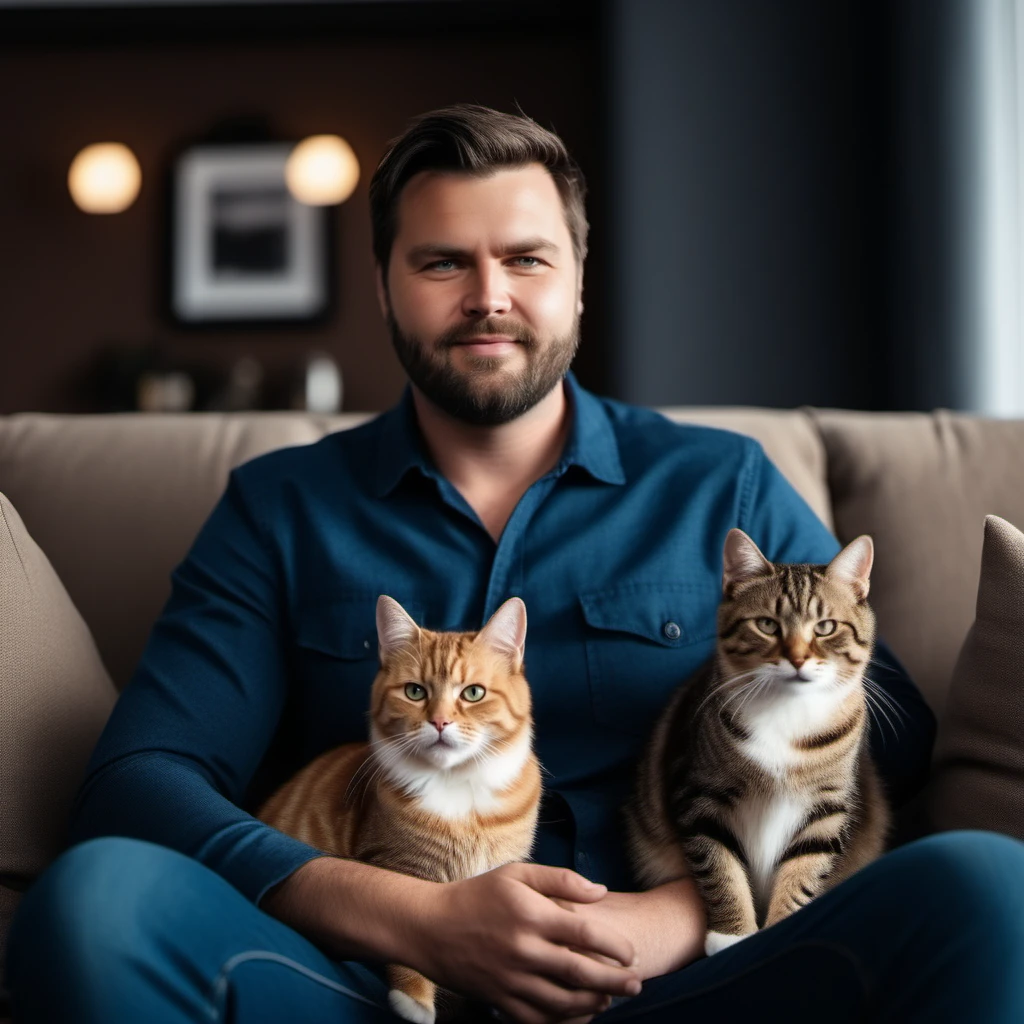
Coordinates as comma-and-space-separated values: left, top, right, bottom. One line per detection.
512, 864, 608, 903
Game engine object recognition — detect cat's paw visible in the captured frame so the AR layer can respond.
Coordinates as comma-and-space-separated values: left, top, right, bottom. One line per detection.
388, 989, 436, 1024
704, 931, 749, 956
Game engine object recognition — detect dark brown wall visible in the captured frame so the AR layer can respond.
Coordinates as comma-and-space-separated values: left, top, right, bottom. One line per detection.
0, 30, 603, 413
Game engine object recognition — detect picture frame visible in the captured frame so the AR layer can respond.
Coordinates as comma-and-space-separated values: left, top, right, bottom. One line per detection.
169, 143, 331, 325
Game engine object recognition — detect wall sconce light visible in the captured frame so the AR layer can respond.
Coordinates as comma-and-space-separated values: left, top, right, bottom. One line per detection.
68, 142, 142, 214
285, 134, 359, 206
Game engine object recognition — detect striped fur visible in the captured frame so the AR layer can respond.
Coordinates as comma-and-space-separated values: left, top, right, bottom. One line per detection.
627, 531, 890, 955
259, 596, 541, 1023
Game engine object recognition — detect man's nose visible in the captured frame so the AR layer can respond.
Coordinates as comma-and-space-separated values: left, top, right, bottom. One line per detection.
462, 264, 511, 318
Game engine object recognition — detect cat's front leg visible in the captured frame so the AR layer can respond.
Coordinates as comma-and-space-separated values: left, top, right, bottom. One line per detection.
680, 828, 757, 955
763, 839, 841, 928
387, 963, 437, 1024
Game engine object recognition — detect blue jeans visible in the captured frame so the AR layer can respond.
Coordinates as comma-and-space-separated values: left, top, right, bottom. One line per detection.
6, 830, 1024, 1022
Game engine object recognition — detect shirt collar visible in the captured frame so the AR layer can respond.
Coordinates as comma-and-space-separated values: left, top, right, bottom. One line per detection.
372, 371, 625, 498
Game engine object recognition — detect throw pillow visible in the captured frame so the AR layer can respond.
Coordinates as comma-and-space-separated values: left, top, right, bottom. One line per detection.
929, 515, 1024, 839
0, 492, 117, 978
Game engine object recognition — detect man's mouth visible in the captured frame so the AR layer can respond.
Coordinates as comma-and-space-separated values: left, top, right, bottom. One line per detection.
451, 335, 520, 357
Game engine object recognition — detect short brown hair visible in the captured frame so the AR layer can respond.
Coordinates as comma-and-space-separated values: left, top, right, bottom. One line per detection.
369, 103, 588, 281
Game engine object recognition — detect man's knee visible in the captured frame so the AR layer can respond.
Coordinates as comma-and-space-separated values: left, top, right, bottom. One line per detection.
8, 837, 206, 977
884, 830, 1024, 939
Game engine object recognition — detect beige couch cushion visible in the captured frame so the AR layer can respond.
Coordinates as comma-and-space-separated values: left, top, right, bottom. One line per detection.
811, 410, 1024, 716
928, 515, 1024, 839
0, 493, 117, 977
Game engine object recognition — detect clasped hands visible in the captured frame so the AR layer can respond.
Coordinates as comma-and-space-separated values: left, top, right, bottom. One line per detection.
406, 863, 706, 1024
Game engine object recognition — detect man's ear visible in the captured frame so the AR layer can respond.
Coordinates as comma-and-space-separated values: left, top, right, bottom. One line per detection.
374, 263, 389, 320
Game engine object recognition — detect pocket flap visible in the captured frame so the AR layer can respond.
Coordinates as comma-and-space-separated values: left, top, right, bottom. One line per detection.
579, 582, 717, 646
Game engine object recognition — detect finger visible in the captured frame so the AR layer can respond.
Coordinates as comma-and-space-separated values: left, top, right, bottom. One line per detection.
541, 947, 642, 998
511, 864, 608, 904
506, 976, 614, 1021
545, 913, 637, 969
497, 991, 581, 1024
497, 994, 557, 1024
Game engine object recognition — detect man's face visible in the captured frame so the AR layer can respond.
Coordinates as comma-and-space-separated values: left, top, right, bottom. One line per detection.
379, 163, 582, 426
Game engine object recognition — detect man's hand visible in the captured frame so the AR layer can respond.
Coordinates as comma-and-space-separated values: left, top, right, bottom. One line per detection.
555, 878, 707, 981
404, 863, 643, 1024
262, 857, 642, 1024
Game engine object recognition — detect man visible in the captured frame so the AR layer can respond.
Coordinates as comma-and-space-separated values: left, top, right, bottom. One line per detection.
7, 105, 1024, 1023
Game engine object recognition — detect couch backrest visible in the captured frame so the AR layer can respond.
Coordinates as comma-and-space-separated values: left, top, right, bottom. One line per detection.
2, 406, 1023, 715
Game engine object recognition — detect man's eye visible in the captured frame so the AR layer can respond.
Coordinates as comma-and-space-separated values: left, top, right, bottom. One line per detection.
426, 259, 457, 271
512, 256, 541, 267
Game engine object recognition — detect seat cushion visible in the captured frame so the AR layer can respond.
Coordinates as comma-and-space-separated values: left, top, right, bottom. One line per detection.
928, 516, 1024, 839
0, 492, 117, 981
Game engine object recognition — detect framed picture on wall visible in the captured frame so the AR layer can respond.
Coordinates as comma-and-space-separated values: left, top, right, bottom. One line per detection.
169, 143, 331, 325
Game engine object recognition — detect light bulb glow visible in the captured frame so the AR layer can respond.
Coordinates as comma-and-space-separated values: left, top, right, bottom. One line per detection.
285, 134, 359, 206
68, 143, 142, 214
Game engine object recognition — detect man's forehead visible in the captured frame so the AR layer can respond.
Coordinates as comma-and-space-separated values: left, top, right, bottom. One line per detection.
393, 164, 569, 245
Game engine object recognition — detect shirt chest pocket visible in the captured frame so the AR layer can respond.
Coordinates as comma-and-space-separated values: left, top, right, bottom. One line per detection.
579, 582, 718, 738
292, 597, 424, 749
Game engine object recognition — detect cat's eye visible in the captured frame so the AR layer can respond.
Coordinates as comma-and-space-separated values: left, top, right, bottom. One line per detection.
461, 684, 486, 703
404, 683, 427, 701
814, 619, 837, 637
754, 617, 780, 635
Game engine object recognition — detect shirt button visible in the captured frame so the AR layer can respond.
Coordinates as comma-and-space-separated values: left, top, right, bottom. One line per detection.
663, 621, 681, 640
363, 640, 371, 650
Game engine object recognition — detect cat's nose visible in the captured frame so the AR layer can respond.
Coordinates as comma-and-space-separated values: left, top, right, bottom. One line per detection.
788, 654, 808, 669
432, 719, 451, 734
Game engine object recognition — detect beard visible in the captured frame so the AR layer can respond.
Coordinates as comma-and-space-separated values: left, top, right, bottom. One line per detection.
387, 307, 580, 427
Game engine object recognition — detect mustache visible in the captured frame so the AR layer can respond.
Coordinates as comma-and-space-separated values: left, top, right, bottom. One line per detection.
436, 317, 538, 351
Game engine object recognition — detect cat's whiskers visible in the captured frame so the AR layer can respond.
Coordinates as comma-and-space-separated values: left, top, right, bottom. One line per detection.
859, 676, 906, 745
696, 668, 763, 717
862, 676, 908, 723
735, 671, 775, 716
716, 670, 772, 718
348, 732, 422, 800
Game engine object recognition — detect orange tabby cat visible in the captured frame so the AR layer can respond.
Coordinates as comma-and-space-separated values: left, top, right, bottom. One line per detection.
258, 595, 541, 1024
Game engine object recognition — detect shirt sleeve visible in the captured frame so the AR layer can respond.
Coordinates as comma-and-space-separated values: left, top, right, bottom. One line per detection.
68, 469, 324, 905
737, 440, 937, 809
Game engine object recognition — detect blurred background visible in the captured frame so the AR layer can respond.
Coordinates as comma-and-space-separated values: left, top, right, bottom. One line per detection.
1, 0, 1021, 416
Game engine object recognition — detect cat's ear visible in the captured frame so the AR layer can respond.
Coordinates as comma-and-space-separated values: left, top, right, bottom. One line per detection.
827, 535, 874, 602
475, 597, 527, 668
722, 528, 774, 596
376, 595, 420, 665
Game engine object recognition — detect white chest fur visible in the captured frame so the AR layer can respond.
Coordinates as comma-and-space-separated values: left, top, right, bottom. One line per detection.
379, 730, 532, 821
737, 681, 843, 778
730, 680, 849, 907
732, 791, 812, 908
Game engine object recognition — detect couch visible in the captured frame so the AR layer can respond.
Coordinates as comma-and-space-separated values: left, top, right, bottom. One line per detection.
2, 405, 1023, 1015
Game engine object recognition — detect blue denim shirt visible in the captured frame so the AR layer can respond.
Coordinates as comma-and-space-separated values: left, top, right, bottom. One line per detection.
70, 374, 936, 903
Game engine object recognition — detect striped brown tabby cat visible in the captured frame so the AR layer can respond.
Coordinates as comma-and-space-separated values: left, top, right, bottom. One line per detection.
627, 529, 891, 956
259, 595, 542, 1024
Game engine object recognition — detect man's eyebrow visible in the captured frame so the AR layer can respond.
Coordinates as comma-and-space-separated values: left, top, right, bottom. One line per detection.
404, 237, 561, 265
